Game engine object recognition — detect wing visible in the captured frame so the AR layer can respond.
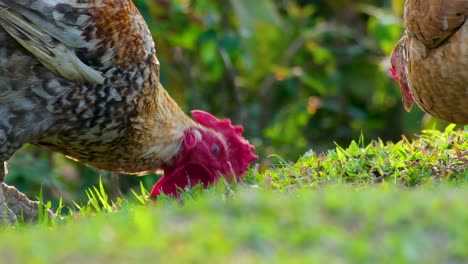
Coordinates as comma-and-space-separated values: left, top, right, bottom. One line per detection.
0, 0, 156, 84
404, 0, 468, 48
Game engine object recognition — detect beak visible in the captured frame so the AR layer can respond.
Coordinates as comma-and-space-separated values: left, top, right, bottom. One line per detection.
401, 92, 413, 112
399, 84, 414, 112
220, 161, 237, 184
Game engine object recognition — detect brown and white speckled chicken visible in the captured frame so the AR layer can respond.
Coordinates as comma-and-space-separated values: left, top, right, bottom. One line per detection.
0, 0, 257, 197
390, 0, 468, 124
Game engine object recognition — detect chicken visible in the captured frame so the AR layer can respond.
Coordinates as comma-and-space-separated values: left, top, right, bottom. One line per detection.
0, 0, 258, 198
389, 0, 468, 124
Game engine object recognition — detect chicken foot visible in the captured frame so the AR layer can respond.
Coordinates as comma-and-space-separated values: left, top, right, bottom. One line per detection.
0, 182, 54, 225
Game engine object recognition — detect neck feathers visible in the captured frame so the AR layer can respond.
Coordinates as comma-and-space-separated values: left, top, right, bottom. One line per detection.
131, 73, 198, 166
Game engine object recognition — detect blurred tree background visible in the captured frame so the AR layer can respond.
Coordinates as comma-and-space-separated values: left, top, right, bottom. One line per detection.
6, 0, 452, 207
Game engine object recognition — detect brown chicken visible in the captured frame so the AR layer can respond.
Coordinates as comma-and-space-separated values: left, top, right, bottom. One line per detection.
390, 0, 468, 124
0, 0, 257, 197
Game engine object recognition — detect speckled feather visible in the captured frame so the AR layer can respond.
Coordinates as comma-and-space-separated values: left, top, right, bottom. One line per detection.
0, 0, 198, 174
404, 0, 468, 48
394, 0, 468, 124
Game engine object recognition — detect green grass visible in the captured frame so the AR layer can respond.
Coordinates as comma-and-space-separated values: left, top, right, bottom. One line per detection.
1, 126, 467, 263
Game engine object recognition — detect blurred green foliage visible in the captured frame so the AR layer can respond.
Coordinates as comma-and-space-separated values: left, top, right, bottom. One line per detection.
6, 0, 456, 205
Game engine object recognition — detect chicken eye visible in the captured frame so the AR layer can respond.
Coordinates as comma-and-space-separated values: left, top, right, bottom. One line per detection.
211, 144, 220, 155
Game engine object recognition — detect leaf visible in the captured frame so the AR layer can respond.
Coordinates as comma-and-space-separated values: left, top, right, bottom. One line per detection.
229, 0, 283, 35
348, 140, 361, 157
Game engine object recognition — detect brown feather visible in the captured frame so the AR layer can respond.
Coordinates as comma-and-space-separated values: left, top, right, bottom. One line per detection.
0, 0, 197, 174
393, 0, 468, 124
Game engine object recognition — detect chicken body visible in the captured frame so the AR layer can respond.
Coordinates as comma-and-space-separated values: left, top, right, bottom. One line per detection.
0, 0, 192, 174
0, 0, 257, 196
390, 0, 468, 124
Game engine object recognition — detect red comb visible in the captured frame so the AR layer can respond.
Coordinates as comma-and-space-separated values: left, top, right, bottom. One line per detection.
389, 67, 400, 81
191, 110, 258, 177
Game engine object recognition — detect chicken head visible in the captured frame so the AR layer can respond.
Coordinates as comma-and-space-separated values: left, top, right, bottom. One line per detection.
150, 111, 258, 197
390, 37, 414, 112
